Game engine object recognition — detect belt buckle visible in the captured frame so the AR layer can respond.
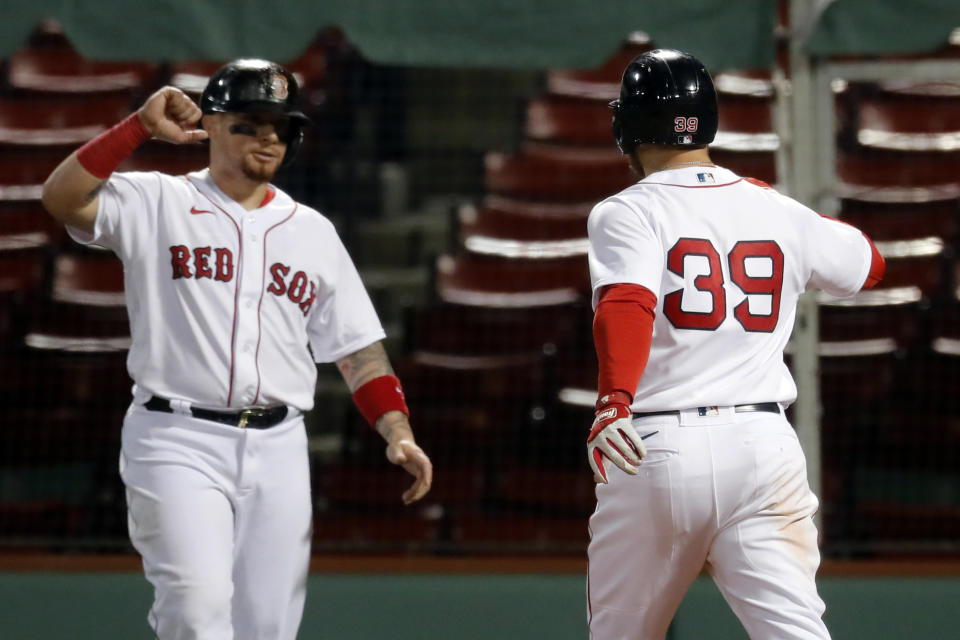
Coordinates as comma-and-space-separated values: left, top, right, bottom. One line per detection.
237, 406, 267, 429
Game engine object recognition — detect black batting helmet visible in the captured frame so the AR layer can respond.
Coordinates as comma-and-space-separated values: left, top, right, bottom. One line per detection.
200, 59, 311, 166
610, 49, 718, 154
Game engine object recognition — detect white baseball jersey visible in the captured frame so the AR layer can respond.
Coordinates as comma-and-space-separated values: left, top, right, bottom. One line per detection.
68, 168, 385, 411
588, 165, 872, 411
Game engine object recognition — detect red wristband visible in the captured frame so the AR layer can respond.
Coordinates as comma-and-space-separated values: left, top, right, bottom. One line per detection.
352, 375, 410, 426
76, 113, 150, 179
596, 390, 633, 411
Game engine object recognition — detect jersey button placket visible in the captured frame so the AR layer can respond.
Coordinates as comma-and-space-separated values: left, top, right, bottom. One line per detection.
234, 216, 264, 407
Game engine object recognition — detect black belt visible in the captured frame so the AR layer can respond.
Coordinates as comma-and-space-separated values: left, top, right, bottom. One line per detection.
144, 396, 288, 429
633, 402, 781, 420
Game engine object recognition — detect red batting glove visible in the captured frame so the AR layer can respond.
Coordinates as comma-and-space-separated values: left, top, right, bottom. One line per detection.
587, 390, 646, 484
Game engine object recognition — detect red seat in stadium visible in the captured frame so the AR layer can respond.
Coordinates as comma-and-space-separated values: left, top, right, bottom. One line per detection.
6, 47, 158, 97
0, 93, 133, 146
0, 240, 50, 297
433, 252, 590, 308
50, 251, 126, 307
457, 198, 590, 250
485, 142, 635, 202
545, 37, 651, 101
0, 200, 63, 244
0, 94, 133, 201
836, 147, 960, 193
838, 199, 958, 245
525, 96, 613, 146
816, 289, 922, 547
4, 299, 131, 409
853, 81, 960, 152
711, 73, 779, 183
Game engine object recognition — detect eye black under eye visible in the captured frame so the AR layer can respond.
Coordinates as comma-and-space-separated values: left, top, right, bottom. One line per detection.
229, 123, 258, 136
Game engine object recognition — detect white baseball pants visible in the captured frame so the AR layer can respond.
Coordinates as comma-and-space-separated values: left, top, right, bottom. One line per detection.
120, 403, 312, 640
587, 406, 830, 640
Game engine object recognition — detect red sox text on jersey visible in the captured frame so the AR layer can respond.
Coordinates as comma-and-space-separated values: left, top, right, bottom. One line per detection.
168, 245, 318, 316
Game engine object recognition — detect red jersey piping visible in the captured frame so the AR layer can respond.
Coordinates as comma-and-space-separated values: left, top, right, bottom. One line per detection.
253, 203, 299, 404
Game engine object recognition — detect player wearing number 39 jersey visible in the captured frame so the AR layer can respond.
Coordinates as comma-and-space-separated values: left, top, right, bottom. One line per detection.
585, 50, 884, 640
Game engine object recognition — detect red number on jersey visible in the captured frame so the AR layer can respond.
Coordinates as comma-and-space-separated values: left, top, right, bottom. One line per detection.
663, 238, 784, 332
729, 241, 784, 332
663, 238, 726, 330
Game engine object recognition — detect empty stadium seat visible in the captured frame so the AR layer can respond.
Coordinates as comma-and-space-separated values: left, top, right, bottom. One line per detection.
836, 147, 960, 193
0, 200, 63, 244
525, 96, 613, 146
457, 197, 590, 248
838, 198, 958, 245
7, 299, 131, 408
49, 251, 125, 306
0, 93, 133, 146
485, 143, 636, 202
433, 252, 589, 308
854, 81, 960, 152
0, 240, 50, 296
6, 47, 158, 96
545, 36, 651, 101
816, 288, 921, 547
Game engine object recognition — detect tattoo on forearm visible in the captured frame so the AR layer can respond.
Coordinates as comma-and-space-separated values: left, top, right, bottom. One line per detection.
336, 341, 395, 391
81, 183, 104, 205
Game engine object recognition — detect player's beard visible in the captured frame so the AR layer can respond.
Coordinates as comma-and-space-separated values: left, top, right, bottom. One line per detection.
242, 154, 279, 183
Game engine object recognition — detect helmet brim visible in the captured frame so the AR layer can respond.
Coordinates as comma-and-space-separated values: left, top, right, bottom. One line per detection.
204, 101, 312, 126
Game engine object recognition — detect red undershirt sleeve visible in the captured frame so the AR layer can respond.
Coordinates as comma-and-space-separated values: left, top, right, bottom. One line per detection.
593, 283, 657, 401
862, 233, 885, 290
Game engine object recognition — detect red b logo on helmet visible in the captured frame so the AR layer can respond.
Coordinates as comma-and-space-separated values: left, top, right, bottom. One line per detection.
271, 73, 289, 100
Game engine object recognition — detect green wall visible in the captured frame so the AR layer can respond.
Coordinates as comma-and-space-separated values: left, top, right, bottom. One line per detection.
0, 572, 955, 639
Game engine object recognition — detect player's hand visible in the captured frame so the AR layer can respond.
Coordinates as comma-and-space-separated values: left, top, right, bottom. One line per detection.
587, 391, 646, 483
383, 424, 433, 504
137, 87, 209, 144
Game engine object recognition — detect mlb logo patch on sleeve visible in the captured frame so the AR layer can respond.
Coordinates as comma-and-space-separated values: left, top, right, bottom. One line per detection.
697, 172, 715, 184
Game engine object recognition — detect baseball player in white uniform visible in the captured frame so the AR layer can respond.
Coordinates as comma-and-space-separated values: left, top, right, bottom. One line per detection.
585, 50, 885, 639
41, 59, 433, 640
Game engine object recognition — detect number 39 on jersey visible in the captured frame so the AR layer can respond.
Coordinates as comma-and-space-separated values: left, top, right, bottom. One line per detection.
663, 237, 784, 333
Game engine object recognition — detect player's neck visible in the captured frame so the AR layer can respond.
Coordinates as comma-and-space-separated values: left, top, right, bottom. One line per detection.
638, 147, 714, 176
209, 166, 271, 211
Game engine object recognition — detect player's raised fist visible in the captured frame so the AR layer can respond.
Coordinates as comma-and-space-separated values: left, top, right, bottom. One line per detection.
587, 391, 647, 483
137, 87, 208, 144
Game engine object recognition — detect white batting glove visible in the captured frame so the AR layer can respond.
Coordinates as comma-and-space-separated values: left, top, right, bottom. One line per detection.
587, 391, 646, 483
